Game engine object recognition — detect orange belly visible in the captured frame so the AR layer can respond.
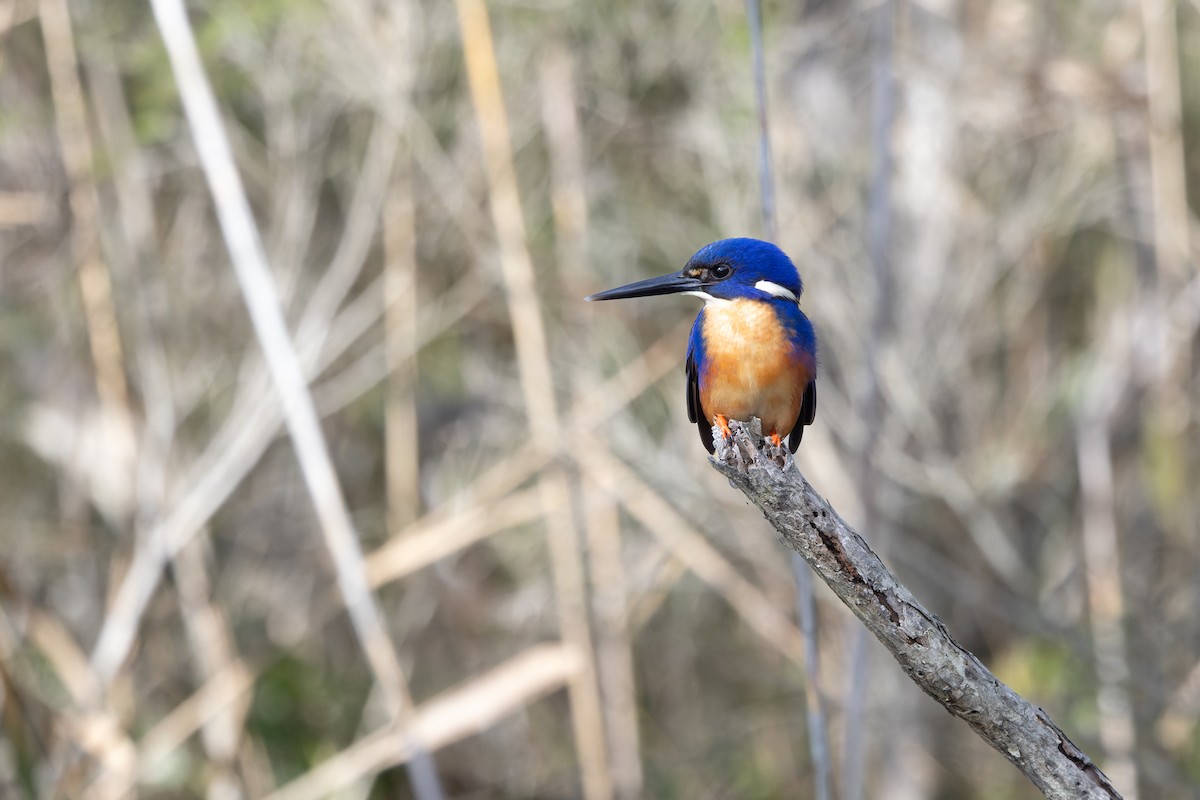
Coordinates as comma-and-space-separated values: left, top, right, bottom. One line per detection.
699, 300, 810, 436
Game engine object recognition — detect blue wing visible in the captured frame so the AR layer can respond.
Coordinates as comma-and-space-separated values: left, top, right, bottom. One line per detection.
686, 311, 714, 453
784, 307, 818, 453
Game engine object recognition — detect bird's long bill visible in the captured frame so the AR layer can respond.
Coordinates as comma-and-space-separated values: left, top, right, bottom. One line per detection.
585, 271, 704, 301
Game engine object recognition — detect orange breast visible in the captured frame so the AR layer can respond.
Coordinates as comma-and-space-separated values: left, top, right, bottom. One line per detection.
699, 300, 811, 436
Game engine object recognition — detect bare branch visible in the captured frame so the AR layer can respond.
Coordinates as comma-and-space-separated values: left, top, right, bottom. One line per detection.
710, 420, 1122, 800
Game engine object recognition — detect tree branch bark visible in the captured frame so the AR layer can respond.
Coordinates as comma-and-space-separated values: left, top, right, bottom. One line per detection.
710, 420, 1122, 800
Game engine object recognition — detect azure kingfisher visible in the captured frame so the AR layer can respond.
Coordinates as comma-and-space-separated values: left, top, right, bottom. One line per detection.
587, 238, 816, 454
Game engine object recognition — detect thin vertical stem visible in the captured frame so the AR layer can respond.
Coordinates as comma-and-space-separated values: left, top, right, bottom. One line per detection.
144, 0, 443, 797
454, 2, 612, 798
540, 42, 590, 275
385, 153, 421, 532
582, 498, 644, 800
173, 536, 249, 800
746, 0, 777, 243
746, 4, 829, 796
844, 3, 895, 799
39, 0, 136, 460
791, 552, 831, 800
541, 40, 644, 800
1140, 0, 1189, 288
1140, 0, 1195, 557
1077, 404, 1139, 798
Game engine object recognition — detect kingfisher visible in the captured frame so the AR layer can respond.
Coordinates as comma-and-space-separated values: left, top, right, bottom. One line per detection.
587, 238, 816, 453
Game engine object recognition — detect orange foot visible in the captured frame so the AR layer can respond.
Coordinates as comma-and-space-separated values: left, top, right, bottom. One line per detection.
714, 414, 733, 440
769, 432, 783, 447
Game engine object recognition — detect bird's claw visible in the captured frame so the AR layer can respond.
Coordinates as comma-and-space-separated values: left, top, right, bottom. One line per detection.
763, 431, 788, 467
712, 414, 754, 470
713, 417, 763, 472
713, 418, 792, 472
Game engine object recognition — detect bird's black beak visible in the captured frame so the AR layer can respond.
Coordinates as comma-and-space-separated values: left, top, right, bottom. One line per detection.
585, 271, 704, 301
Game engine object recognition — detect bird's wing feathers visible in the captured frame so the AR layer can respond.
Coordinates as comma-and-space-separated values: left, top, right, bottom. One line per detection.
685, 350, 715, 454
685, 350, 698, 424
788, 378, 817, 453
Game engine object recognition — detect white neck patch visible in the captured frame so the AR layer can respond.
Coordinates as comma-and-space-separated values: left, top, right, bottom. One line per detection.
754, 280, 797, 302
683, 290, 732, 305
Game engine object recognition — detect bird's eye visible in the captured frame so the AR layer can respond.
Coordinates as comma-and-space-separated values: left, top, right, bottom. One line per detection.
711, 264, 732, 280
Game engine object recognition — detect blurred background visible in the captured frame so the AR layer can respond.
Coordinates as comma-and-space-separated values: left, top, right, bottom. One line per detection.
1, 0, 1199, 797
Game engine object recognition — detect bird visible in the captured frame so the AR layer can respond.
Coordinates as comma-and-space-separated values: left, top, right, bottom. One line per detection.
587, 238, 816, 454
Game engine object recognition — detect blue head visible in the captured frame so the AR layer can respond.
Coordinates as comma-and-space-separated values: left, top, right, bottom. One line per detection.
586, 238, 804, 305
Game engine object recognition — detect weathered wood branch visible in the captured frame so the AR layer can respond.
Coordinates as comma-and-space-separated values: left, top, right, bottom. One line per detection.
710, 420, 1122, 800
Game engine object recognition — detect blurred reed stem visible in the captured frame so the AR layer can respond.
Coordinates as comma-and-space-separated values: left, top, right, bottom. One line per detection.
454, 1, 612, 796
745, 1, 830, 795
264, 645, 584, 800
540, 39, 645, 800
844, 3, 896, 798
39, 0, 134, 442
385, 155, 421, 531
143, 0, 444, 797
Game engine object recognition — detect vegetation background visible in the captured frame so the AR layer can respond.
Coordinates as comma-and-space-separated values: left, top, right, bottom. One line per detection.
1, 0, 1198, 797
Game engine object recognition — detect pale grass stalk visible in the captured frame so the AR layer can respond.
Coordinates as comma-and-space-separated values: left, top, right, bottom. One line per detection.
237, 734, 278, 800
378, 319, 686, 547
845, 4, 896, 797
85, 57, 216, 795
171, 537, 250, 800
90, 90, 411, 686
89, 291, 679, 713
745, 0, 776, 244
746, 2, 830, 793
365, 322, 684, 591
455, 2, 612, 796
61, 712, 136, 796
878, 449, 1025, 584
385, 152, 421, 530
576, 440, 808, 668
90, 389, 276, 686
1140, 0, 1196, 560
1, 599, 114, 800
625, 552, 688, 632
1077, 362, 1138, 798
536, 469, 612, 796
406, 111, 495, 237
38, 0, 136, 495
306, 489, 557, 662
24, 609, 100, 709
315, 264, 487, 394
85, 45, 181, 539
1156, 656, 1200, 751
367, 486, 546, 587
88, 242, 473, 687
85, 52, 156, 257
580, 496, 644, 799
313, 266, 497, 413
296, 118, 399, 347
0, 191, 50, 225
91, 291, 675, 692
541, 41, 643, 798
453, 0, 557, 430
144, 1, 443, 798
791, 551, 831, 800
20, 611, 136, 793
0, 0, 30, 39
1140, 0, 1190, 288
540, 42, 589, 271
86, 661, 254, 800
263, 644, 584, 800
